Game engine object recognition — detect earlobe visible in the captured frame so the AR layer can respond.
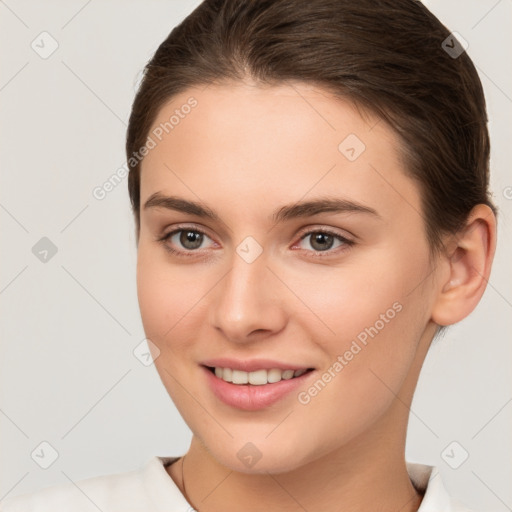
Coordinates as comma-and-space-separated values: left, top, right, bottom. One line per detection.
431, 204, 497, 327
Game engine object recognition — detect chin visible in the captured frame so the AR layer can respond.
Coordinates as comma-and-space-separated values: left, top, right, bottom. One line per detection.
203, 436, 318, 476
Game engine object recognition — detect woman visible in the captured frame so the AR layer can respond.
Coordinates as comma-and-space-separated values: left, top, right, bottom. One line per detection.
1, 0, 498, 510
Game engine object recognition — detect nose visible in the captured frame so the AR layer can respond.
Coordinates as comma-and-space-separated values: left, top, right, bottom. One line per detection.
210, 248, 287, 343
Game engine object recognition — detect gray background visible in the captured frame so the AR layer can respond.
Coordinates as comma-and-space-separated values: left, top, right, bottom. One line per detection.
0, 0, 510, 510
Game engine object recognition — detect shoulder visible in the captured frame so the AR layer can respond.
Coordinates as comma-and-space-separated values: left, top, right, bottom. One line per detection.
0, 456, 184, 512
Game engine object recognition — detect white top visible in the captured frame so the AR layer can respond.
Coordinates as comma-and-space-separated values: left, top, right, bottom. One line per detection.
0, 457, 475, 511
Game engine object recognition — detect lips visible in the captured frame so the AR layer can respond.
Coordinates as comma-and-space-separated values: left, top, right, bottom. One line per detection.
202, 364, 316, 410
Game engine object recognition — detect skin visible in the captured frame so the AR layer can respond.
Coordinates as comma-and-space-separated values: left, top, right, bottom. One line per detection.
136, 81, 496, 512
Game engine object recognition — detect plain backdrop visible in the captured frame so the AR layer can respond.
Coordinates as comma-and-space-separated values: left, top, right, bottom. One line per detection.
1, 0, 511, 510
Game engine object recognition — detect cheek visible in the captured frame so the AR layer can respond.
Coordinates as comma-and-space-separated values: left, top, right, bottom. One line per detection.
136, 245, 202, 343
278, 248, 418, 345
282, 246, 430, 394
136, 246, 208, 410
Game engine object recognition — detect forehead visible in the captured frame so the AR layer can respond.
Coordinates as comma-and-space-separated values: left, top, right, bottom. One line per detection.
139, 81, 420, 222
144, 81, 386, 163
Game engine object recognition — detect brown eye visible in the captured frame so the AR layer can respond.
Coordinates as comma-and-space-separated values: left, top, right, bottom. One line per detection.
158, 226, 216, 255
309, 232, 335, 251
178, 230, 204, 250
296, 229, 354, 255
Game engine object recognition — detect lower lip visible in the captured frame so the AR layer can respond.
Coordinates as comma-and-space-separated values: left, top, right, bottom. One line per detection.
202, 366, 315, 411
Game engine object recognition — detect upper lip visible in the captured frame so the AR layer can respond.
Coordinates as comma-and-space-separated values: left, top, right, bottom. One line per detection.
201, 358, 314, 373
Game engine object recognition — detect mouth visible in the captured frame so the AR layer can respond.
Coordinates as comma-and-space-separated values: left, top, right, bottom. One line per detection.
201, 363, 317, 410
203, 365, 315, 386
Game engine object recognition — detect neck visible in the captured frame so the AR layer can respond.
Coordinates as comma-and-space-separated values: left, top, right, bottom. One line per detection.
169, 398, 423, 512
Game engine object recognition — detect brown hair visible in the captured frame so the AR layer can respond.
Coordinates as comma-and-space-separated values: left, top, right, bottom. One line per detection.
126, 0, 496, 252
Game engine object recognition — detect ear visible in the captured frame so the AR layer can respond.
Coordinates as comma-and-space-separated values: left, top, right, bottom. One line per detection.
431, 204, 497, 327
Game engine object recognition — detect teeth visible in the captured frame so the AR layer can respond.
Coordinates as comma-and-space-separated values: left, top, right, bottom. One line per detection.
232, 369, 248, 384
248, 369, 266, 385
267, 368, 283, 383
213, 367, 310, 385
282, 369, 295, 380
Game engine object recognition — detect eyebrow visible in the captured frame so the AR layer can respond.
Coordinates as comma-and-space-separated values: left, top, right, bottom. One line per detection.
143, 192, 380, 223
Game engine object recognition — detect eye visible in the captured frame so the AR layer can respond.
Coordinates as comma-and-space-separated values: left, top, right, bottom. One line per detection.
157, 225, 354, 258
294, 229, 354, 255
157, 226, 216, 256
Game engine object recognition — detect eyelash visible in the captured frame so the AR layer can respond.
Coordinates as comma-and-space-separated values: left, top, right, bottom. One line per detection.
156, 225, 354, 259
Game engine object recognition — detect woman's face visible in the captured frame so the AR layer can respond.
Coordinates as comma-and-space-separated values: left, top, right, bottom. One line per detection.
137, 81, 440, 473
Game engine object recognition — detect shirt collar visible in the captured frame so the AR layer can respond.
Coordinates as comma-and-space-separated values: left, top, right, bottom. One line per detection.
149, 457, 466, 511
407, 462, 467, 511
